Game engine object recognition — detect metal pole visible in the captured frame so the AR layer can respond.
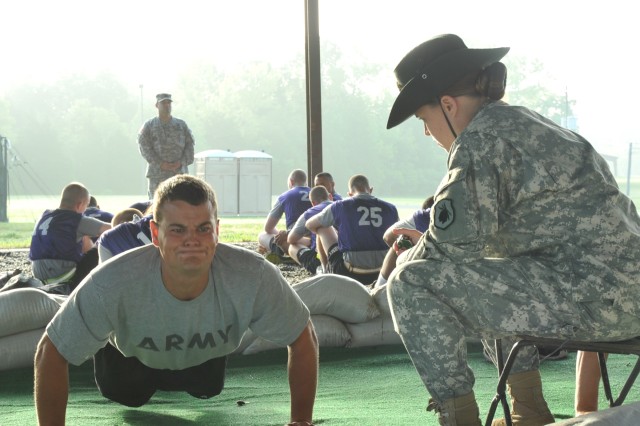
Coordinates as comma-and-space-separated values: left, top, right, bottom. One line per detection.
139, 84, 144, 125
627, 142, 632, 196
304, 0, 323, 185
0, 136, 8, 222
139, 84, 146, 195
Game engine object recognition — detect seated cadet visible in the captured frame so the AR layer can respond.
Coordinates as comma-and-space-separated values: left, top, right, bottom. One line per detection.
258, 168, 312, 262
288, 185, 333, 274
29, 182, 111, 291
84, 196, 114, 224
314, 172, 342, 201
110, 207, 144, 227
129, 199, 153, 215
84, 196, 114, 244
306, 174, 399, 285
97, 209, 152, 263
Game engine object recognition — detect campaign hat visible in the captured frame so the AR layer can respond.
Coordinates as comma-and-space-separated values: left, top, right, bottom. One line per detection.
387, 34, 509, 129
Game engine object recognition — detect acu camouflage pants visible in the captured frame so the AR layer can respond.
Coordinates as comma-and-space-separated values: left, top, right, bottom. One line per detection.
388, 257, 640, 402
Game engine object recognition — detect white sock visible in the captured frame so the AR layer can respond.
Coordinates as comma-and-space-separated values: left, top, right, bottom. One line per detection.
376, 275, 387, 287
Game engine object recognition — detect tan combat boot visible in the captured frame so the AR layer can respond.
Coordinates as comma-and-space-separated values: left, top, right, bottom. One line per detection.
492, 370, 555, 425
427, 391, 481, 426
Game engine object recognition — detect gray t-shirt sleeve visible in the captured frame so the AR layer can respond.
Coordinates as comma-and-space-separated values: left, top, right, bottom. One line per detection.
389, 216, 417, 232
46, 275, 112, 365
98, 244, 114, 263
290, 214, 309, 238
77, 216, 107, 239
313, 203, 335, 228
267, 199, 285, 220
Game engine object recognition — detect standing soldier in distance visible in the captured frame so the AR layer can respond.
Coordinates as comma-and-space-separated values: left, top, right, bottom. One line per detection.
138, 93, 195, 199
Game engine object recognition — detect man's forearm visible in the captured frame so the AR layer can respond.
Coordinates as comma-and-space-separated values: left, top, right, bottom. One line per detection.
288, 321, 318, 423
264, 216, 280, 234
34, 335, 70, 426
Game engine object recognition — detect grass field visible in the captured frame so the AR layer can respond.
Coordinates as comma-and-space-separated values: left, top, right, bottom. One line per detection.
4, 179, 640, 249
0, 195, 426, 249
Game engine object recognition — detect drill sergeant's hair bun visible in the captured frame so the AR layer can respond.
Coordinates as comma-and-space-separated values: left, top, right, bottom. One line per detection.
475, 62, 507, 100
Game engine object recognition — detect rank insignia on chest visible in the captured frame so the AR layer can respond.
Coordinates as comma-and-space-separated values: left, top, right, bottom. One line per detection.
434, 199, 454, 230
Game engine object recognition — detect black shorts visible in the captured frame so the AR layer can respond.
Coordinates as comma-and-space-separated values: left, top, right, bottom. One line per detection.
93, 343, 227, 407
326, 244, 378, 286
297, 248, 321, 274
269, 238, 286, 256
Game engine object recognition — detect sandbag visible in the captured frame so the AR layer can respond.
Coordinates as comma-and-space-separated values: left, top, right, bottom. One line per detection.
293, 274, 380, 323
370, 283, 392, 316
0, 273, 43, 293
0, 269, 22, 288
345, 315, 402, 348
242, 314, 352, 355
0, 328, 45, 371
0, 288, 66, 337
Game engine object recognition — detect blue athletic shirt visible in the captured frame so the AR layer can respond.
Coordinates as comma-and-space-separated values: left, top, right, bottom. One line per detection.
97, 214, 153, 261
299, 200, 333, 250
329, 194, 399, 252
84, 207, 114, 224
412, 208, 431, 233
268, 186, 312, 230
29, 209, 84, 263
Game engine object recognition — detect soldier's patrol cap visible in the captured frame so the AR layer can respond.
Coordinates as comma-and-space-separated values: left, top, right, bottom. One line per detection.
156, 93, 172, 103
387, 34, 509, 129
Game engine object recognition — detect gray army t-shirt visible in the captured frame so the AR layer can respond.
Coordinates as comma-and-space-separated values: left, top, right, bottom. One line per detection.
47, 243, 309, 369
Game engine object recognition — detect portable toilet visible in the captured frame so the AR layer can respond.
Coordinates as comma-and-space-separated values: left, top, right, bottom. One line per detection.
194, 149, 238, 215
236, 150, 272, 215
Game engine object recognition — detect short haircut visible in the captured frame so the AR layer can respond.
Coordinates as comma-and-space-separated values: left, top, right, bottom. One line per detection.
111, 208, 143, 227
289, 169, 308, 186
309, 185, 330, 204
314, 172, 334, 182
60, 182, 90, 209
348, 174, 370, 193
153, 175, 218, 224
89, 196, 98, 208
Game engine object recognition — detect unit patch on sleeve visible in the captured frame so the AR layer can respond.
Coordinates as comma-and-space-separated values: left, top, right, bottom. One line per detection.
434, 199, 454, 230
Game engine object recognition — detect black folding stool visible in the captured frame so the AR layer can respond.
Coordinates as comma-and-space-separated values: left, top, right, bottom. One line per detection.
485, 336, 640, 426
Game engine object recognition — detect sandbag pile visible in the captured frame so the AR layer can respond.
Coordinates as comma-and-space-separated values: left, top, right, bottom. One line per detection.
0, 273, 402, 369
235, 274, 402, 355
0, 287, 67, 370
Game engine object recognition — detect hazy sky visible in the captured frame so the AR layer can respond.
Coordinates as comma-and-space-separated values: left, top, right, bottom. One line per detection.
2, 0, 637, 157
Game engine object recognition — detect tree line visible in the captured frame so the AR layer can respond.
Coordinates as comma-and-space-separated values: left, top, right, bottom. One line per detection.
0, 42, 572, 201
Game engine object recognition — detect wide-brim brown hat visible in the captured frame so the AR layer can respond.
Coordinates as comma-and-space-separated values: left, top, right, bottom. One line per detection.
387, 34, 509, 129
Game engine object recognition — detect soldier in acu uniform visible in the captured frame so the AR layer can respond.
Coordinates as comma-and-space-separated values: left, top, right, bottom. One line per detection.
385, 34, 640, 425
138, 93, 195, 199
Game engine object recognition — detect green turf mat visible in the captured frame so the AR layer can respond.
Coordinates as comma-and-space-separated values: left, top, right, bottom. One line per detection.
2, 344, 640, 425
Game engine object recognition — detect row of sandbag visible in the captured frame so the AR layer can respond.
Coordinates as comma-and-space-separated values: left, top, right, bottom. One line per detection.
234, 274, 402, 355
0, 274, 401, 371
0, 287, 66, 371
